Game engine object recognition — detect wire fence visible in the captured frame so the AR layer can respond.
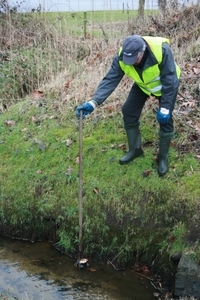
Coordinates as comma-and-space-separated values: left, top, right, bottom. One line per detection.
18, 0, 159, 13
0, 0, 199, 109
17, 0, 199, 13
0, 8, 136, 108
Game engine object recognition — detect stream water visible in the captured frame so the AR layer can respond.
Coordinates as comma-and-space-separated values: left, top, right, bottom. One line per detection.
0, 237, 157, 300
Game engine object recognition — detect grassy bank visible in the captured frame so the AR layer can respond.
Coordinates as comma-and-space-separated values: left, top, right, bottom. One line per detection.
0, 6, 200, 299
1, 67, 200, 263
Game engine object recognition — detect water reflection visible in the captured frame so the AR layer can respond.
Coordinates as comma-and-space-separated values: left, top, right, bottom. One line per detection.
0, 237, 156, 299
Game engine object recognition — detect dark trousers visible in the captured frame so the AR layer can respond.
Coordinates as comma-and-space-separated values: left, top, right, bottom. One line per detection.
121, 83, 178, 133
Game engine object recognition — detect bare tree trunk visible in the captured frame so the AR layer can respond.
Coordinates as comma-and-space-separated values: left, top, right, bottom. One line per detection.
169, 0, 178, 10
158, 0, 167, 13
137, 0, 145, 20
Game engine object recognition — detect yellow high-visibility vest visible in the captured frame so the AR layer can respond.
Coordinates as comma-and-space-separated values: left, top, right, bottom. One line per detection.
119, 36, 181, 96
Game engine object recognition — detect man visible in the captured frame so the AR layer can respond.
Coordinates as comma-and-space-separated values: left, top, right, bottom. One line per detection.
76, 35, 181, 176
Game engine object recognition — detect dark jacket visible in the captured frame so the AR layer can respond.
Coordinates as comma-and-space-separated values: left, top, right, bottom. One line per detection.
92, 41, 180, 110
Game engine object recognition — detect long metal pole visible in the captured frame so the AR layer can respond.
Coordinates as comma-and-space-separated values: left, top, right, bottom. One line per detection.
78, 110, 83, 258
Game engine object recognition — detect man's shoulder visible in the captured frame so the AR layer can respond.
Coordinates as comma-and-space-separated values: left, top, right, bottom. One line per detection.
162, 42, 172, 52
117, 50, 123, 61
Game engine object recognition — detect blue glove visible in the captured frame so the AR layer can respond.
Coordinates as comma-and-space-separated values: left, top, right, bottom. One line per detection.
157, 107, 170, 124
76, 101, 97, 119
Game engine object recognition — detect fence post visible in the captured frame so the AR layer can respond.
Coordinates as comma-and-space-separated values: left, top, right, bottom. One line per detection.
122, 3, 124, 13
84, 12, 87, 38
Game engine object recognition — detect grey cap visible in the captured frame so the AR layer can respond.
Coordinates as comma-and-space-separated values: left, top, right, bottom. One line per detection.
122, 35, 145, 65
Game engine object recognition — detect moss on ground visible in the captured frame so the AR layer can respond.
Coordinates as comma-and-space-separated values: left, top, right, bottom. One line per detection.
1, 92, 200, 270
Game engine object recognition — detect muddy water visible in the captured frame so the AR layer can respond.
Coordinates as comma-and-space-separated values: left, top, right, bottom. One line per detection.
0, 237, 156, 300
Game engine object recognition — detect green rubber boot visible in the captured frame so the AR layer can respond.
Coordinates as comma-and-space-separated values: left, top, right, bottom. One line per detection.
158, 131, 174, 176
119, 122, 144, 165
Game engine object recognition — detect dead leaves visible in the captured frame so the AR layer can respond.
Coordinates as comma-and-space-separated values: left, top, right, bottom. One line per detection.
136, 265, 149, 274
193, 66, 200, 75
103, 101, 121, 113
66, 139, 73, 147
30, 90, 45, 101
31, 116, 38, 123
5, 120, 16, 127
65, 166, 74, 175
118, 143, 126, 150
86, 51, 103, 66
75, 156, 79, 164
142, 170, 151, 178
30, 90, 46, 107
175, 61, 200, 156
182, 62, 200, 82
93, 187, 99, 195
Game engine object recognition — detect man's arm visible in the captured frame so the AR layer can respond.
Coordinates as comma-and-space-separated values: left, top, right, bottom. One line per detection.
92, 54, 125, 106
159, 43, 180, 111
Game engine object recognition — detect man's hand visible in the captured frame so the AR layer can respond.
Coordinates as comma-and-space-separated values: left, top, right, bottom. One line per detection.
76, 100, 97, 119
157, 107, 170, 124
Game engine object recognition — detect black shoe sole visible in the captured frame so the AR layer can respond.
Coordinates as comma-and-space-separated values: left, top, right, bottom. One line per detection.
119, 149, 144, 165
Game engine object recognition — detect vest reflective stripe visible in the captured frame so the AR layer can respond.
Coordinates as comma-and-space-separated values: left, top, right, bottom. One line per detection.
145, 76, 162, 93
119, 36, 181, 96
147, 75, 160, 84
144, 84, 162, 93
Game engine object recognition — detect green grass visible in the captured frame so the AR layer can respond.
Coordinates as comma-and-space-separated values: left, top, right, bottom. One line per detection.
41, 9, 154, 26
1, 94, 200, 267
37, 9, 157, 36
